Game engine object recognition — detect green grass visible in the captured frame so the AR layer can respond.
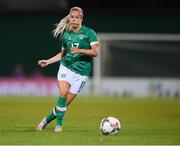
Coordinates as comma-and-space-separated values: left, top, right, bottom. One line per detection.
0, 96, 180, 145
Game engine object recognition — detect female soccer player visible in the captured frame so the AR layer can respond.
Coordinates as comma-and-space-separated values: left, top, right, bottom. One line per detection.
36, 6, 100, 132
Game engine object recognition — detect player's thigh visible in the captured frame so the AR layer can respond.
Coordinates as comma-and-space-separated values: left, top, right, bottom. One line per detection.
57, 80, 71, 97
57, 64, 73, 97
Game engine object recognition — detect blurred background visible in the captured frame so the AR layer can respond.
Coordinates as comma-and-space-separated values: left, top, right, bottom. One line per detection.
0, 0, 180, 97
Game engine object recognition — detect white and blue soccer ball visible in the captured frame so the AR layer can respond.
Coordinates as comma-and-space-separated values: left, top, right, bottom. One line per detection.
100, 116, 121, 135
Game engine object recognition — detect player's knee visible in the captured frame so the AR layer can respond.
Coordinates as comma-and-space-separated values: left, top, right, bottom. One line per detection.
59, 90, 68, 98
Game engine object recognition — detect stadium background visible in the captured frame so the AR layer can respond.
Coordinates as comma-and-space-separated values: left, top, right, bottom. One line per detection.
0, 0, 180, 145
0, 0, 180, 97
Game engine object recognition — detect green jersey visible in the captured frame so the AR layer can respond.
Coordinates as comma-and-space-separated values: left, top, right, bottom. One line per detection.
60, 25, 98, 76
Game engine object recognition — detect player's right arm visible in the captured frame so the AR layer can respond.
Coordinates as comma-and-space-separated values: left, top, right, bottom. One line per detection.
38, 33, 66, 67
38, 50, 65, 67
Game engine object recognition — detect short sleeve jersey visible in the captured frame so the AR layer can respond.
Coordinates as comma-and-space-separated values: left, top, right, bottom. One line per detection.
60, 25, 98, 76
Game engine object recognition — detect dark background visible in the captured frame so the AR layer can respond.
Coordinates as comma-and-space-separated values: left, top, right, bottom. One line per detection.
0, 0, 180, 77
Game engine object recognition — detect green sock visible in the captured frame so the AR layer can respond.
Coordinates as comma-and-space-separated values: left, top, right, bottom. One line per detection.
46, 107, 57, 123
56, 96, 67, 126
57, 96, 67, 107
57, 111, 65, 126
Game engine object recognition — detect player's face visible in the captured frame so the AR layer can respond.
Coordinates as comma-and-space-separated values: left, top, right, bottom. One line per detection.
69, 10, 83, 29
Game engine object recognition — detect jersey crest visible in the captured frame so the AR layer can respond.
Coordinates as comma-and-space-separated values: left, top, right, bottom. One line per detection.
79, 34, 85, 40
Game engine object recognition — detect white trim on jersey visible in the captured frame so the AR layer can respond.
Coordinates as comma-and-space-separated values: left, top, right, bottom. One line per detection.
90, 41, 99, 46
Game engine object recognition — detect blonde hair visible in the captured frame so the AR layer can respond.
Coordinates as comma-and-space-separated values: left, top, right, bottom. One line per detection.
53, 6, 83, 38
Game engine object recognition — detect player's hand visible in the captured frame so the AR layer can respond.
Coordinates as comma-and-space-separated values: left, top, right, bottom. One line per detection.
38, 60, 50, 67
71, 47, 81, 54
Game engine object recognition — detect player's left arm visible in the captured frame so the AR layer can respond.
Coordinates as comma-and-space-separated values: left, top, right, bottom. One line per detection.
71, 43, 100, 57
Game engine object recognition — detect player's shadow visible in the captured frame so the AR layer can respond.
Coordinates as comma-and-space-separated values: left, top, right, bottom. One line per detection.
65, 127, 92, 133
1, 127, 38, 133
1, 127, 93, 133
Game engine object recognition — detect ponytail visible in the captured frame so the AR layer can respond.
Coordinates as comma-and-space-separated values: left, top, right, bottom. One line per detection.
53, 14, 71, 38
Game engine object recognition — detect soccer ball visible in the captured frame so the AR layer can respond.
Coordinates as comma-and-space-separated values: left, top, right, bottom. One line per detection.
100, 116, 121, 135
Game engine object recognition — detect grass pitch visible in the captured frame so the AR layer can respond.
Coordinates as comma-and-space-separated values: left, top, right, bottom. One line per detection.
0, 96, 180, 145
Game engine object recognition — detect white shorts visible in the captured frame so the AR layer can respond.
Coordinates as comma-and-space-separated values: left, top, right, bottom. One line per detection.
57, 64, 89, 94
